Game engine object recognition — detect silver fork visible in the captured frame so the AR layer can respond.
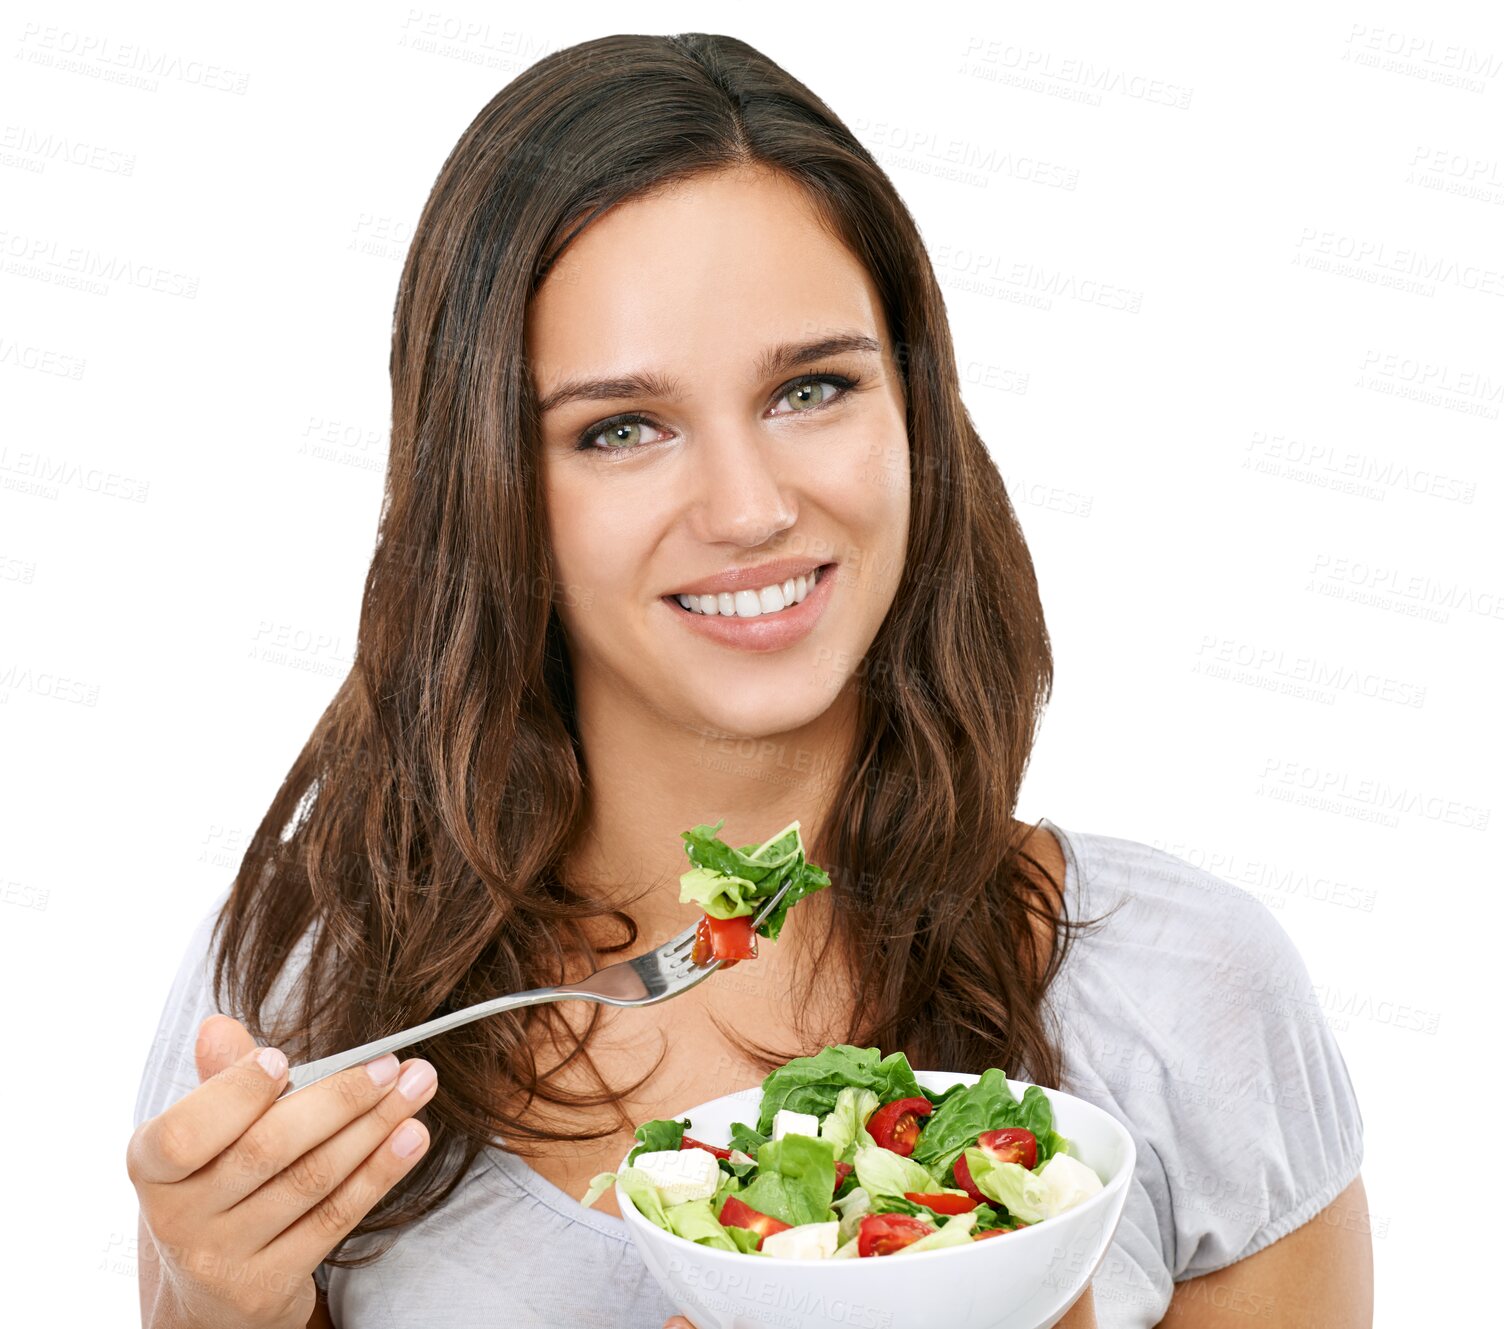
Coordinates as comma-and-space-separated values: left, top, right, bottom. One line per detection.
277, 874, 797, 1097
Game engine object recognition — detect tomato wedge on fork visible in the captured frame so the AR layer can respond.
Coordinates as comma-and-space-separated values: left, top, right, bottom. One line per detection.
690, 913, 758, 968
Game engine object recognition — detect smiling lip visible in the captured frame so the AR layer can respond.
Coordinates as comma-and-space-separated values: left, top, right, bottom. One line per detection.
660, 563, 837, 653
666, 558, 830, 599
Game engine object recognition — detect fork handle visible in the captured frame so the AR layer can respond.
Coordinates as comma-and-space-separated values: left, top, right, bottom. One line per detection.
276, 984, 582, 1098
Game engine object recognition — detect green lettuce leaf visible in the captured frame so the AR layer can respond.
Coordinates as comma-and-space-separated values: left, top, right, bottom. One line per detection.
615, 1167, 672, 1229
852, 1144, 939, 1199
664, 1197, 763, 1253
679, 818, 831, 941
723, 1224, 763, 1254
818, 1086, 880, 1161
579, 1171, 616, 1210
921, 1080, 971, 1111
626, 1116, 689, 1164
832, 1185, 873, 1245
910, 1069, 1069, 1177
1019, 1085, 1071, 1164
755, 1045, 924, 1135
961, 1147, 1048, 1224
969, 1202, 1012, 1232
733, 1133, 837, 1228
712, 1169, 743, 1212
728, 1121, 768, 1157
678, 865, 761, 919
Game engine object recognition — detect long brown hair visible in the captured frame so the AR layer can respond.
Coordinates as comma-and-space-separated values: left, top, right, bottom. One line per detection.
211, 32, 1117, 1270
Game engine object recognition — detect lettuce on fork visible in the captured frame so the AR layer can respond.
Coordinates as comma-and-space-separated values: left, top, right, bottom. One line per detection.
678, 818, 830, 941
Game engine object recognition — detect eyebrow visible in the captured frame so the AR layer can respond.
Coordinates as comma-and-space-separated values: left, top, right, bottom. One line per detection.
533, 332, 883, 415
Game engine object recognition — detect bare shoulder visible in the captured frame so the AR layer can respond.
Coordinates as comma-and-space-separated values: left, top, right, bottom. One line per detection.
307, 1290, 336, 1328
1011, 818, 1067, 911
1024, 820, 1066, 890
1010, 819, 1069, 987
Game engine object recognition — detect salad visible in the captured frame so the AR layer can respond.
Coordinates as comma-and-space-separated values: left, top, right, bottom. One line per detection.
678, 818, 830, 967
581, 1044, 1104, 1259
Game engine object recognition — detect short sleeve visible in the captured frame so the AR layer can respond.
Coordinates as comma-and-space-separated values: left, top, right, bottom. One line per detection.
132, 885, 233, 1131
1165, 893, 1365, 1281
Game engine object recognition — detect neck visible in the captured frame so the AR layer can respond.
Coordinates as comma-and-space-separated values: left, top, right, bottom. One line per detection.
562, 669, 862, 938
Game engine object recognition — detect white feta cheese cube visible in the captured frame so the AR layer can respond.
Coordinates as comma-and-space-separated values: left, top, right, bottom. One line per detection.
771, 1109, 820, 1142
761, 1219, 840, 1260
1035, 1152, 1103, 1218
631, 1147, 722, 1205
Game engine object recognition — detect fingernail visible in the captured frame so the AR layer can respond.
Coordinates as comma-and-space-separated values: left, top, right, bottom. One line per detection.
365, 1053, 400, 1086
391, 1120, 425, 1158
257, 1046, 287, 1079
397, 1061, 436, 1100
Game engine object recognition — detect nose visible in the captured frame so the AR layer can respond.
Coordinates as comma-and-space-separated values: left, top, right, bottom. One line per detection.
684, 423, 797, 549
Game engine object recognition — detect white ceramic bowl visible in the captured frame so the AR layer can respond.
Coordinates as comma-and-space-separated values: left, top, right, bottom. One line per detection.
616, 1069, 1135, 1329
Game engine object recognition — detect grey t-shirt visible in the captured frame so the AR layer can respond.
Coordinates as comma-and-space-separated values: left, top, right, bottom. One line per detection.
131, 818, 1365, 1327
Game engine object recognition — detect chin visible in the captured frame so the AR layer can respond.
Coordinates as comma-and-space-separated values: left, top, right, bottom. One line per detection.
675, 670, 844, 744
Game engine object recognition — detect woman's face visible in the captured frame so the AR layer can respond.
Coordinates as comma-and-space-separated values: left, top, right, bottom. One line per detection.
528, 166, 910, 740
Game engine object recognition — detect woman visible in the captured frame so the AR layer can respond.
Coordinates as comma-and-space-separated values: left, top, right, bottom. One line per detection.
126, 33, 1371, 1329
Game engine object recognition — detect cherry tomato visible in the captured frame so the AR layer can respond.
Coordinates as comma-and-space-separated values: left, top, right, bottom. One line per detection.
833, 1160, 853, 1193
952, 1152, 987, 1204
972, 1227, 1020, 1240
718, 1195, 790, 1249
690, 913, 758, 967
856, 1213, 936, 1257
977, 1127, 1038, 1170
865, 1096, 934, 1157
903, 1190, 978, 1214
680, 1135, 732, 1160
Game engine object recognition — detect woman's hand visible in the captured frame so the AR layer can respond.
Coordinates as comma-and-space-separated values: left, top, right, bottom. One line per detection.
127, 1014, 439, 1329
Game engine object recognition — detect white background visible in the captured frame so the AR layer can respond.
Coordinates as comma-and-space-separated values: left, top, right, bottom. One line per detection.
2, 2, 1496, 1325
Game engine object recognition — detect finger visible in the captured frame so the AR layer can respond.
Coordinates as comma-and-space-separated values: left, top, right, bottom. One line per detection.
196, 1014, 257, 1083
258, 1103, 434, 1271
128, 1041, 289, 1186
665, 1319, 698, 1328
194, 1054, 431, 1213
225, 1057, 439, 1248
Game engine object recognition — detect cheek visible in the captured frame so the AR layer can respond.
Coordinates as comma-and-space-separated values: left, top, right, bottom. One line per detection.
829, 430, 909, 543
544, 470, 667, 607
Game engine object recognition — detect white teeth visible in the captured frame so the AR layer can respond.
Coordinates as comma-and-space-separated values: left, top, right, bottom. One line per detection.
673, 566, 823, 617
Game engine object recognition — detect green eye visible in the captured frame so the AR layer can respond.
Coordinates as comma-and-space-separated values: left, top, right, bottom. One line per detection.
573, 370, 863, 456
784, 380, 834, 411
603, 422, 644, 448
